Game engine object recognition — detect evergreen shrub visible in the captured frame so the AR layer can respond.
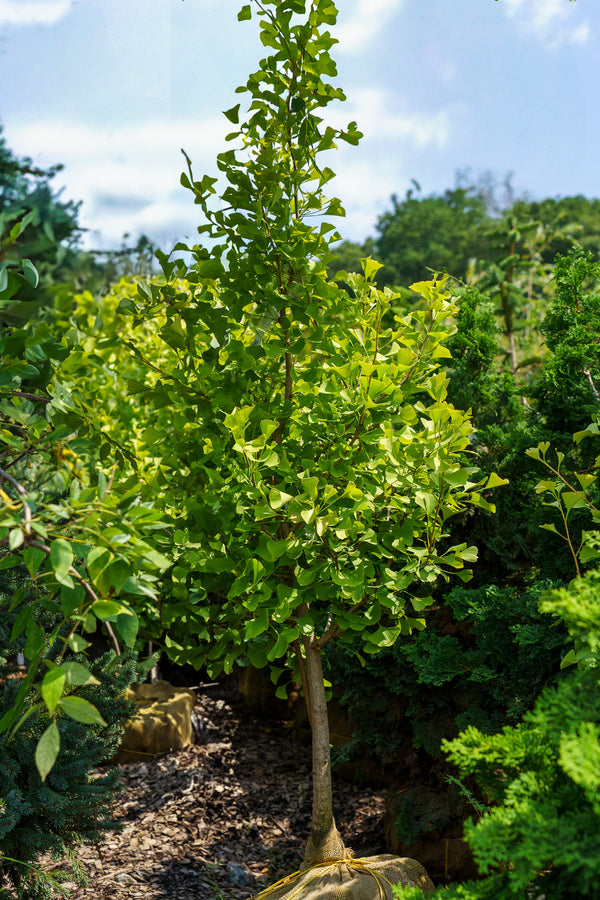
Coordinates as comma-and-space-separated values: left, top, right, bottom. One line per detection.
392, 566, 600, 899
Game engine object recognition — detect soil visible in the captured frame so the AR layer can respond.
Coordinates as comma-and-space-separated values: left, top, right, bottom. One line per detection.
60, 680, 390, 900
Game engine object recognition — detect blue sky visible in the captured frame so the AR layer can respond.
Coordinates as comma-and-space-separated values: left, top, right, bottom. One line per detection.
0, 0, 596, 250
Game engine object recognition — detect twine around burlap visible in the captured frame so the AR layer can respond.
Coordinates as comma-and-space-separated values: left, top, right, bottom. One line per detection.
253, 853, 435, 900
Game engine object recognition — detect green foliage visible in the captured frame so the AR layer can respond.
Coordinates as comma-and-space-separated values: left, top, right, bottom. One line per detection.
373, 182, 492, 289
441, 245, 600, 585
537, 248, 600, 413
525, 429, 599, 578
445, 284, 518, 432
330, 578, 565, 782
392, 420, 600, 900
511, 194, 600, 262
0, 123, 81, 303
0, 620, 137, 900
0, 209, 167, 781
469, 211, 558, 379
435, 566, 600, 899
326, 237, 376, 282
117, 0, 505, 685
392, 571, 600, 900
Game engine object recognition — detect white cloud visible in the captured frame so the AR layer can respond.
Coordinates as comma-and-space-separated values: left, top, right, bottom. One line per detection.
0, 0, 72, 27
5, 90, 455, 250
502, 0, 591, 47
325, 156, 399, 241
6, 117, 232, 248
333, 0, 406, 53
327, 88, 452, 149
321, 89, 456, 240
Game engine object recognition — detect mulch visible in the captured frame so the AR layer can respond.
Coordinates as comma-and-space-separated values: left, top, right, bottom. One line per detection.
58, 682, 389, 900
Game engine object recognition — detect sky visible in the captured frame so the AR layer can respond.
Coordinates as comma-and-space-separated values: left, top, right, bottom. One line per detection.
0, 0, 597, 251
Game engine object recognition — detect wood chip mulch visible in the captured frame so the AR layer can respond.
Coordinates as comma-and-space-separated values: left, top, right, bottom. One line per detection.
60, 683, 389, 900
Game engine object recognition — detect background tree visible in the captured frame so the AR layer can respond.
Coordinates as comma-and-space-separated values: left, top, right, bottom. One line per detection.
0, 123, 82, 298
372, 181, 492, 289
511, 194, 600, 262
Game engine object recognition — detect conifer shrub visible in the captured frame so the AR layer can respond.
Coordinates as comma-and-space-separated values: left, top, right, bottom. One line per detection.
329, 579, 566, 848
447, 249, 600, 584
392, 564, 600, 899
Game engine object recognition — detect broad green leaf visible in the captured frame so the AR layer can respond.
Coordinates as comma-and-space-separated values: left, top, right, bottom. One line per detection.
575, 472, 596, 490
21, 258, 39, 288
560, 648, 580, 669
50, 539, 73, 578
8, 528, 23, 550
300, 476, 319, 501
484, 473, 509, 490
92, 599, 134, 620
361, 257, 384, 281
260, 419, 279, 440
58, 696, 106, 726
68, 633, 91, 652
0, 428, 24, 450
107, 558, 132, 595
580, 543, 600, 565
60, 582, 86, 617
238, 3, 251, 20
267, 627, 297, 662
87, 547, 113, 592
365, 626, 401, 648
35, 722, 60, 782
415, 491, 436, 514
41, 668, 66, 714
453, 543, 478, 563
224, 104, 241, 124
245, 609, 269, 640
540, 523, 561, 535
61, 662, 100, 687
264, 539, 290, 561
23, 546, 46, 576
114, 608, 139, 649
24, 620, 45, 659
411, 596, 434, 612
296, 566, 316, 586
562, 492, 586, 512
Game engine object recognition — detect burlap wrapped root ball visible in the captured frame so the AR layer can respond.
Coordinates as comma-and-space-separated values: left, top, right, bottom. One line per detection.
253, 854, 435, 899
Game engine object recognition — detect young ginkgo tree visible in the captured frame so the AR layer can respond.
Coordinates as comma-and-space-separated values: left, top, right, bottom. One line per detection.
122, 0, 504, 868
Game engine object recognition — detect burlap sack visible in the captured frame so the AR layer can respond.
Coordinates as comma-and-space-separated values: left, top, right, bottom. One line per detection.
253, 854, 435, 899
113, 682, 196, 763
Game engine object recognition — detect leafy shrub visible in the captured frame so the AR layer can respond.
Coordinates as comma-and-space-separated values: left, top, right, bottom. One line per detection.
0, 589, 138, 899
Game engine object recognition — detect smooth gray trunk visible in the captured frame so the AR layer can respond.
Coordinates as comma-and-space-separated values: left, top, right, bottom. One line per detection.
301, 637, 347, 867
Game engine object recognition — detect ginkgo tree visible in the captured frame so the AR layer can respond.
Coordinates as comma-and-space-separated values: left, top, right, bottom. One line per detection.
121, 0, 506, 876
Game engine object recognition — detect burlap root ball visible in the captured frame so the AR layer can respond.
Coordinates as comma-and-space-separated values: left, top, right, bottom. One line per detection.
253, 854, 435, 899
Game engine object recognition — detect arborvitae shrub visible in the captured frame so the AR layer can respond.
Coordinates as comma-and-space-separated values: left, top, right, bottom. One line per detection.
392, 567, 600, 899
329, 579, 566, 851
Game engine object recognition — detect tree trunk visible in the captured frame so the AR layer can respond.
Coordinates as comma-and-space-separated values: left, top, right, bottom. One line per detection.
301, 637, 348, 868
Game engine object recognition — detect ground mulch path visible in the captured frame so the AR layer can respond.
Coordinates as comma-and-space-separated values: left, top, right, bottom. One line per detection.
63, 683, 389, 900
